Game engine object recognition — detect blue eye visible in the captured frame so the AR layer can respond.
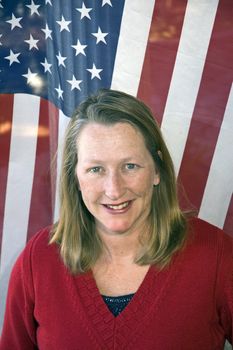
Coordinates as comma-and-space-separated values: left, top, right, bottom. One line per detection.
125, 163, 137, 170
89, 166, 102, 173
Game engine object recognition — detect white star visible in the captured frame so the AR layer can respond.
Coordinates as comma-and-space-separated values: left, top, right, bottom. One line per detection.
56, 51, 67, 67
6, 14, 22, 30
102, 0, 112, 6
45, 0, 52, 5
42, 23, 52, 39
76, 3, 92, 20
22, 68, 38, 85
92, 27, 108, 44
56, 16, 71, 32
87, 63, 103, 80
67, 75, 82, 91
5, 50, 20, 66
0, 34, 2, 46
55, 84, 63, 99
26, 1, 41, 16
41, 58, 52, 73
71, 39, 87, 56
0, 2, 3, 8
24, 34, 39, 50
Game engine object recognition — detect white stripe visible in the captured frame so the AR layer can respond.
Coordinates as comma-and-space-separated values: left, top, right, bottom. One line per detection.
0, 94, 40, 329
161, 0, 219, 174
53, 110, 70, 222
111, 0, 155, 96
199, 84, 233, 228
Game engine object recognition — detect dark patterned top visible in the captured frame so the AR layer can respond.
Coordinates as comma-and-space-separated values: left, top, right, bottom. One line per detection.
102, 293, 135, 317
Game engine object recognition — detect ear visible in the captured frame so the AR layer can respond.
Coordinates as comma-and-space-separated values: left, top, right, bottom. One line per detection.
157, 150, 163, 160
153, 172, 160, 186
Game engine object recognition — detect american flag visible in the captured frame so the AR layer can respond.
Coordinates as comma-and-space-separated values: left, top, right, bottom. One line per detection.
0, 0, 232, 331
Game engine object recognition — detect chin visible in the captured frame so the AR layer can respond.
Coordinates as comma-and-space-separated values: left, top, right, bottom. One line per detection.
99, 223, 132, 236
105, 226, 134, 235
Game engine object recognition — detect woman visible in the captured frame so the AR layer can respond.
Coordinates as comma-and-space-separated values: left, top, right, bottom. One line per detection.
0, 89, 232, 349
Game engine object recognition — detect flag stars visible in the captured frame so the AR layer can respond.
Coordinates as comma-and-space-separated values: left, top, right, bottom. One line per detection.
56, 52, 67, 67
22, 68, 38, 85
45, 0, 52, 5
5, 50, 20, 66
67, 75, 82, 91
92, 27, 108, 44
41, 58, 52, 74
102, 0, 112, 6
24, 34, 39, 50
6, 14, 22, 30
42, 24, 52, 40
55, 84, 64, 99
56, 16, 71, 32
76, 3, 92, 20
72, 39, 87, 56
87, 64, 103, 80
0, 34, 2, 46
26, 1, 41, 16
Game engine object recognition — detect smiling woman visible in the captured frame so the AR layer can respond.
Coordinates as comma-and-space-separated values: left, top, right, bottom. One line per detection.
76, 122, 159, 238
0, 89, 232, 350
51, 88, 186, 274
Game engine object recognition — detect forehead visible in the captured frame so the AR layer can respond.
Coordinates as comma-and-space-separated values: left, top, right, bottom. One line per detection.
76, 122, 149, 160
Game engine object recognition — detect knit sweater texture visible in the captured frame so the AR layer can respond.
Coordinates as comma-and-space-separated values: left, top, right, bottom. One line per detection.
0, 218, 232, 349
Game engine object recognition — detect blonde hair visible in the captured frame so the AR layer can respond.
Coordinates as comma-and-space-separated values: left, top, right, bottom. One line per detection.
50, 89, 187, 273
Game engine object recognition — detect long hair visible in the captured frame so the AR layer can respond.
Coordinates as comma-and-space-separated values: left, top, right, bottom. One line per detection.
50, 89, 187, 273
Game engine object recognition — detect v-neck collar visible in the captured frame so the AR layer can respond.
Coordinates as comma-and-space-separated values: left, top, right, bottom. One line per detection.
70, 261, 177, 349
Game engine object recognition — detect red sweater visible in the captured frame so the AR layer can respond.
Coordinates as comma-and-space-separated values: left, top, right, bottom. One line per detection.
0, 218, 232, 349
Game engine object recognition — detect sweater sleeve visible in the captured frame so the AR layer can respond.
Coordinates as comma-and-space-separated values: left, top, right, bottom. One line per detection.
218, 232, 233, 345
0, 240, 38, 349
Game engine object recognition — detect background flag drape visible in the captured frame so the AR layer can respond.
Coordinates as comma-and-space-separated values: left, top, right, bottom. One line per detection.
0, 0, 232, 338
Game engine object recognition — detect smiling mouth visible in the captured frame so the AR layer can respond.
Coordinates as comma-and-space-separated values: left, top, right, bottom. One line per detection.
104, 201, 131, 210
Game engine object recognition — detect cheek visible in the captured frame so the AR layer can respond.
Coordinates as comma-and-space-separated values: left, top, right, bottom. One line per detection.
76, 170, 88, 190
77, 176, 101, 203
78, 180, 92, 196
136, 172, 155, 191
78, 184, 94, 209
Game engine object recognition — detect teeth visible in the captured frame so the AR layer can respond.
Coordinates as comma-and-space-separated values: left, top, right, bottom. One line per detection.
107, 201, 129, 210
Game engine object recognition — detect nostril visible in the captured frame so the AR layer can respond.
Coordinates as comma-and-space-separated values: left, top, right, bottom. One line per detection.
104, 177, 125, 200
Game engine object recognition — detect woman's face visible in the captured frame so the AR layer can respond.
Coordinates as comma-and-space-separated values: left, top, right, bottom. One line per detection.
76, 122, 160, 237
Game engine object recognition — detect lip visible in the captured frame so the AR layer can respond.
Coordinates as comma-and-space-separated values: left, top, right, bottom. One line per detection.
102, 200, 133, 214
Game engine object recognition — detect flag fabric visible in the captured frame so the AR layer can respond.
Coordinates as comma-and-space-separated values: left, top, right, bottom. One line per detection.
0, 0, 124, 117
136, 0, 233, 234
0, 0, 232, 334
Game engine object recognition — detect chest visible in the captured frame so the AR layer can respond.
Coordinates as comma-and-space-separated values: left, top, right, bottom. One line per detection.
34, 264, 223, 350
92, 263, 150, 296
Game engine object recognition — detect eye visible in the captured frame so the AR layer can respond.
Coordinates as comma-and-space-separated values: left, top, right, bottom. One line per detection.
124, 163, 139, 170
88, 166, 103, 174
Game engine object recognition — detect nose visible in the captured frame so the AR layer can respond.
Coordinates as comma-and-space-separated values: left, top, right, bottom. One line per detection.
104, 171, 126, 200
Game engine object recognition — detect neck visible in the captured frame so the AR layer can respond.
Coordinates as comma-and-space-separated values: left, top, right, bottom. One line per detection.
97, 230, 144, 264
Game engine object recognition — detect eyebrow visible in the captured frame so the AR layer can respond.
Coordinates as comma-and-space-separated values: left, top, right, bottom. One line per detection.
81, 157, 139, 164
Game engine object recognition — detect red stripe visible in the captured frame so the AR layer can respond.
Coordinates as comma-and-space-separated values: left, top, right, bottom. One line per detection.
223, 194, 233, 237
178, 0, 233, 211
0, 94, 14, 253
137, 0, 187, 125
26, 98, 59, 240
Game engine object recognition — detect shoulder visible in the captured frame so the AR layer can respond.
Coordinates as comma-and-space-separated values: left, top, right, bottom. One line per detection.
5, 227, 54, 306
186, 217, 232, 253
178, 217, 233, 276
19, 226, 54, 263
28, 225, 52, 248
13, 226, 61, 282
182, 217, 232, 286
9, 226, 65, 302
